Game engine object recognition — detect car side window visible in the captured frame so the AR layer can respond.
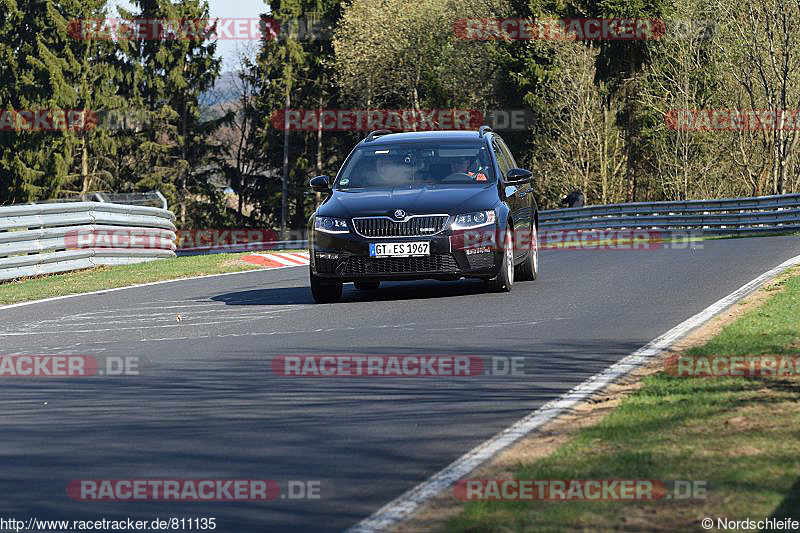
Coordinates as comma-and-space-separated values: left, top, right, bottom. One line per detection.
497, 139, 517, 169
492, 140, 512, 179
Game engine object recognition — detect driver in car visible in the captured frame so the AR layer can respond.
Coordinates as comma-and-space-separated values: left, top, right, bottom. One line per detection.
449, 156, 487, 182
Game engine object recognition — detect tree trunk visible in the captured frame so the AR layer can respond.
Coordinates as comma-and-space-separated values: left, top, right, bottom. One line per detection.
294, 175, 305, 233
180, 98, 188, 227
281, 80, 290, 240
776, 122, 787, 195
601, 104, 608, 204
624, 50, 639, 203
316, 90, 323, 209
412, 68, 421, 132
237, 102, 247, 217
80, 136, 89, 196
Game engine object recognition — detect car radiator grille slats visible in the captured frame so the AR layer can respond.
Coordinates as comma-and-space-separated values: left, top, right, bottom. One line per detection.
344, 254, 457, 275
353, 216, 449, 238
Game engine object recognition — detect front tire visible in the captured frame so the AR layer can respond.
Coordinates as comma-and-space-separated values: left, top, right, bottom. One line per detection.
486, 228, 514, 292
310, 268, 342, 303
514, 223, 538, 282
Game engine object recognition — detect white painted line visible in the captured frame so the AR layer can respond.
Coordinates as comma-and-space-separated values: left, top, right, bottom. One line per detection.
345, 253, 800, 533
274, 252, 310, 264
251, 253, 306, 267
60, 302, 225, 315
0, 263, 303, 312
0, 315, 274, 337
27, 306, 298, 324
284, 252, 311, 262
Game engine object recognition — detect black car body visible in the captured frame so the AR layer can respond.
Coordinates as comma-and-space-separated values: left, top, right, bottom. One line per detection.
308, 128, 538, 302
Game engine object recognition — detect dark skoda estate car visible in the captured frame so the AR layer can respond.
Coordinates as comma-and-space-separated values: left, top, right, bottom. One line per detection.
308, 127, 538, 303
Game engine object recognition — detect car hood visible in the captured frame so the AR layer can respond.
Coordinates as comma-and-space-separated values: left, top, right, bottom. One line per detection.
317, 184, 499, 218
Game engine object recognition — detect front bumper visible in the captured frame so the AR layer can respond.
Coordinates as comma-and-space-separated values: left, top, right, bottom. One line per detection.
310, 229, 501, 282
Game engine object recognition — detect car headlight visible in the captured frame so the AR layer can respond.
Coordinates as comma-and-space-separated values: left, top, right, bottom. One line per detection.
451, 210, 496, 230
314, 216, 349, 234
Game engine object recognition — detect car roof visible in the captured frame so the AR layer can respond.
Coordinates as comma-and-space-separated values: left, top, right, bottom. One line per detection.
358, 130, 494, 145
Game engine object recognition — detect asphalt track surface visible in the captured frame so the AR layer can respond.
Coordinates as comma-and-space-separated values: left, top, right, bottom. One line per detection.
1, 235, 800, 532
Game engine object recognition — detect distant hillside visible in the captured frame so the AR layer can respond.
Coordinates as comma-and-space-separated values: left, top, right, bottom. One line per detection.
200, 71, 241, 108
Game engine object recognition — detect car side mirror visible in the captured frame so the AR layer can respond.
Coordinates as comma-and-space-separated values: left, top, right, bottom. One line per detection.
505, 168, 533, 184
310, 175, 331, 193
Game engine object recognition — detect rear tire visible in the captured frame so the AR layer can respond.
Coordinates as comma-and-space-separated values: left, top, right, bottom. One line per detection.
514, 223, 538, 282
310, 269, 342, 303
486, 227, 514, 292
354, 281, 380, 290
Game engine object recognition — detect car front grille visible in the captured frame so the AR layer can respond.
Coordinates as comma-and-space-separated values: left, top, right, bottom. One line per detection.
344, 254, 458, 275
352, 215, 449, 238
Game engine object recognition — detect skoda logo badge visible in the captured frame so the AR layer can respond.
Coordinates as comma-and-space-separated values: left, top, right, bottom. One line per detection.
394, 209, 406, 219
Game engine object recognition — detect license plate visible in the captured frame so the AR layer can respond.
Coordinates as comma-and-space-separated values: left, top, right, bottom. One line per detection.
369, 242, 430, 257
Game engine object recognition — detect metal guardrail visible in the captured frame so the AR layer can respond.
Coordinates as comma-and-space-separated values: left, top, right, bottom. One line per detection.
34, 191, 169, 210
0, 202, 177, 282
94, 191, 169, 210
4, 193, 798, 282
182, 193, 800, 254
539, 193, 800, 235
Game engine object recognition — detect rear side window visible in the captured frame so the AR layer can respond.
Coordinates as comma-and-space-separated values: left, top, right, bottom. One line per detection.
497, 138, 517, 169
492, 140, 512, 178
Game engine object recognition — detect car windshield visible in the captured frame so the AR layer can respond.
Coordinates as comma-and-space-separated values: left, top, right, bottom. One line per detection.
334, 142, 496, 189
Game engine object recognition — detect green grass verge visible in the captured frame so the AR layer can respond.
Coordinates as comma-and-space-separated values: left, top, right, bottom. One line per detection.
0, 252, 267, 306
447, 269, 800, 532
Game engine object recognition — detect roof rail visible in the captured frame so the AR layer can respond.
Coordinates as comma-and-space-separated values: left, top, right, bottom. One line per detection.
364, 130, 393, 142
478, 125, 493, 138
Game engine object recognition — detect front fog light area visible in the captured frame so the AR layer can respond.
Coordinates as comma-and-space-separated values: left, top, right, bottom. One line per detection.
465, 246, 492, 255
